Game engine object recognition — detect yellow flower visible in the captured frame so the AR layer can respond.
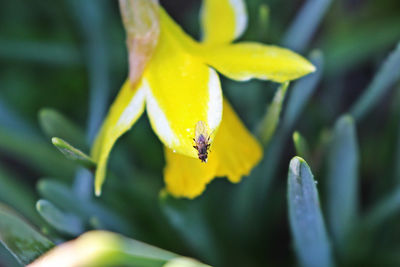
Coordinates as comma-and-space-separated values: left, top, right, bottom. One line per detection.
92, 0, 315, 198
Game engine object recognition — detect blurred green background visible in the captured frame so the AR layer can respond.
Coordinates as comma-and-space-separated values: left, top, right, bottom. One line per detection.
1, 0, 400, 266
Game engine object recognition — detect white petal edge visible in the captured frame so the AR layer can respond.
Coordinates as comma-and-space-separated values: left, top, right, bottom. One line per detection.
207, 68, 223, 136
230, 0, 247, 39
145, 79, 179, 148
117, 86, 146, 127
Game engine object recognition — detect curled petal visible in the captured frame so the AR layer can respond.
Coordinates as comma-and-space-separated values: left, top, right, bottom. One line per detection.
144, 15, 222, 158
164, 148, 218, 199
91, 80, 146, 196
202, 42, 316, 83
164, 99, 262, 199
200, 0, 247, 45
213, 99, 263, 182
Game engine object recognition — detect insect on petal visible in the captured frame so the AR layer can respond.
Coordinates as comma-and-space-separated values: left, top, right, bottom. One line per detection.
164, 147, 218, 199
144, 10, 222, 158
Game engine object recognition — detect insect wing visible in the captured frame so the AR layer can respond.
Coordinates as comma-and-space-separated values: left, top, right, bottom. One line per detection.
195, 120, 208, 140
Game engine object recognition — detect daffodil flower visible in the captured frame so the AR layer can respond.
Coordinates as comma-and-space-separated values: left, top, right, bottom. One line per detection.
92, 0, 315, 198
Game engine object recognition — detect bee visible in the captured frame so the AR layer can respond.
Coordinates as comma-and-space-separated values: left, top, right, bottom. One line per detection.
193, 120, 211, 163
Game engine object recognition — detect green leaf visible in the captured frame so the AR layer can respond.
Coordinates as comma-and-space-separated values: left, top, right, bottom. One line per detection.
164, 257, 211, 267
234, 51, 324, 229
283, 0, 332, 52
52, 137, 96, 170
395, 117, 400, 184
0, 127, 75, 178
326, 115, 359, 250
39, 108, 86, 150
37, 179, 132, 235
363, 187, 400, 230
288, 157, 334, 267
293, 131, 311, 161
0, 164, 42, 226
0, 204, 54, 266
0, 99, 37, 136
159, 191, 218, 265
67, 0, 110, 143
323, 19, 400, 76
36, 199, 84, 236
257, 82, 289, 145
257, 4, 269, 41
0, 40, 81, 65
282, 50, 324, 134
350, 42, 400, 121
0, 243, 22, 267
29, 231, 209, 267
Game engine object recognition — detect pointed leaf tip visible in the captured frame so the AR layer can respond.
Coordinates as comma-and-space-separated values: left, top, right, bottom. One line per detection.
52, 137, 96, 170
288, 157, 334, 267
258, 82, 289, 145
326, 114, 359, 249
95, 187, 102, 197
36, 199, 83, 236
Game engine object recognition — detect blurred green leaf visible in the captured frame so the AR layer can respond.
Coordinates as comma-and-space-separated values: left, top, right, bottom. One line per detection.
282, 50, 324, 133
293, 131, 311, 161
395, 117, 400, 184
257, 4, 269, 40
0, 40, 81, 65
0, 127, 75, 178
234, 51, 324, 229
52, 137, 96, 170
37, 179, 132, 235
36, 199, 84, 236
288, 157, 333, 267
39, 108, 86, 149
257, 82, 289, 145
0, 243, 22, 267
350, 42, 400, 121
259, 50, 323, 191
29, 230, 209, 267
363, 187, 400, 231
164, 257, 210, 267
326, 115, 359, 250
283, 0, 331, 52
0, 204, 54, 266
0, 100, 75, 177
0, 164, 42, 226
67, 0, 110, 143
323, 19, 400, 75
0, 99, 36, 136
159, 191, 218, 265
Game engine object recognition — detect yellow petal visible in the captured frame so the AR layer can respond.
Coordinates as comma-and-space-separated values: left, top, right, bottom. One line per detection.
200, 0, 247, 45
91, 80, 145, 196
213, 98, 263, 183
202, 42, 316, 83
163, 99, 262, 199
158, 7, 200, 54
144, 10, 223, 158
164, 148, 218, 199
